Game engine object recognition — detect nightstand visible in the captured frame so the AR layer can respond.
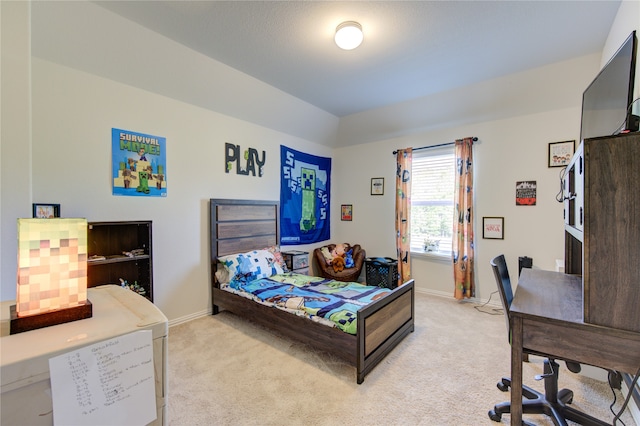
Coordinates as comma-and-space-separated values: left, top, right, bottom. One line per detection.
282, 250, 309, 275
0, 285, 168, 425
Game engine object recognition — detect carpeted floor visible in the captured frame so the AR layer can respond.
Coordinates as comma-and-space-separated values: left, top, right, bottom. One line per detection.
167, 292, 636, 425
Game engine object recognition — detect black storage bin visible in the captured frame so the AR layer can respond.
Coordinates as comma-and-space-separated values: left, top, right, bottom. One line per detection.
365, 257, 399, 289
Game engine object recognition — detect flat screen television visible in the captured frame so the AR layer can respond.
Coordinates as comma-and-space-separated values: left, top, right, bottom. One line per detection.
580, 30, 638, 141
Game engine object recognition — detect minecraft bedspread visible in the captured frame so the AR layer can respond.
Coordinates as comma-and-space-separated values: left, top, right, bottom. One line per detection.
226, 273, 390, 334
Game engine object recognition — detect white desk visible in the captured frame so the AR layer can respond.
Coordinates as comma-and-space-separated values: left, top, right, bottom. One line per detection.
1, 285, 168, 425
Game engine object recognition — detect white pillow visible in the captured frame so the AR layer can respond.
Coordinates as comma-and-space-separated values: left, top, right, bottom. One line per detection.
215, 265, 231, 286
263, 245, 289, 272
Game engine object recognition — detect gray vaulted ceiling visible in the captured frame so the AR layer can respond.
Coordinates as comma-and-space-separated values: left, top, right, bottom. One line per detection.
94, 1, 622, 118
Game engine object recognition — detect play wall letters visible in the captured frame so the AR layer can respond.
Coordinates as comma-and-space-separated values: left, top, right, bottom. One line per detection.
225, 143, 266, 177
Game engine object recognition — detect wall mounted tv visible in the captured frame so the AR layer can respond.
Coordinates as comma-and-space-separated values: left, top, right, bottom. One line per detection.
580, 30, 638, 142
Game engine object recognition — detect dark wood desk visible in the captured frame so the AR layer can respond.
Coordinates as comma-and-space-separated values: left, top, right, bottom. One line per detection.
509, 268, 640, 425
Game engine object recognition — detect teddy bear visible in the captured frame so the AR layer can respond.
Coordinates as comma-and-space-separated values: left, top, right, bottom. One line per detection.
332, 255, 346, 272
344, 248, 354, 268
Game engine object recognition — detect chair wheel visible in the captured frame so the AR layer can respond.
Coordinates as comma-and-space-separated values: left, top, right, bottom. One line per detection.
488, 409, 502, 422
497, 380, 509, 392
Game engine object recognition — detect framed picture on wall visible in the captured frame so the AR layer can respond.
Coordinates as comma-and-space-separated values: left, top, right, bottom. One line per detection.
371, 177, 384, 195
341, 204, 353, 221
32, 203, 60, 218
516, 181, 537, 206
548, 140, 575, 167
482, 217, 504, 239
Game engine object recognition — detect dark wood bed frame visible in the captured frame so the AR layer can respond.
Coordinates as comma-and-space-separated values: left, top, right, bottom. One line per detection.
209, 198, 415, 384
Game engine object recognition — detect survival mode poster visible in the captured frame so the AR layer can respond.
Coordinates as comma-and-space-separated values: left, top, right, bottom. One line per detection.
112, 128, 167, 197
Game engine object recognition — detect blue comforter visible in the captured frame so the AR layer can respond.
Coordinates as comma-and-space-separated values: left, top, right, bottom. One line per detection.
228, 273, 391, 334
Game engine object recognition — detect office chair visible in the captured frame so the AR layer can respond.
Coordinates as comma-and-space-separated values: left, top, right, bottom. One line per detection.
488, 254, 609, 426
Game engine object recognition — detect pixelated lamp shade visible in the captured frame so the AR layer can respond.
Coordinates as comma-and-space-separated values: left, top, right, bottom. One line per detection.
11, 218, 92, 334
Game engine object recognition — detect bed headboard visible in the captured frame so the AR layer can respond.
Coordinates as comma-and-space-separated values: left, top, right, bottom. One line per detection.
210, 199, 280, 265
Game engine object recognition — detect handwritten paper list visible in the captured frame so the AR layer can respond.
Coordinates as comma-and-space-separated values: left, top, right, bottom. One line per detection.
49, 330, 156, 426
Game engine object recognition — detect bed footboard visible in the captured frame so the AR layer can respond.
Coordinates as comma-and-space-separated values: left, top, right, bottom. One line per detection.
356, 279, 415, 384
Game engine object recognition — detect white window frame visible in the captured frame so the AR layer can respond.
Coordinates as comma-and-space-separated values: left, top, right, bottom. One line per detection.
410, 146, 455, 259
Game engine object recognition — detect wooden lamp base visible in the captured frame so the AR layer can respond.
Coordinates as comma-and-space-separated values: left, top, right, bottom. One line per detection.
9, 301, 92, 335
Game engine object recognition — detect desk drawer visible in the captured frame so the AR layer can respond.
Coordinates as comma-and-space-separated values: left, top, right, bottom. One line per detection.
522, 318, 640, 375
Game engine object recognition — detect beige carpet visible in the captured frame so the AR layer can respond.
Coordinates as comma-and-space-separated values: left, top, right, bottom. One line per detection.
167, 292, 636, 426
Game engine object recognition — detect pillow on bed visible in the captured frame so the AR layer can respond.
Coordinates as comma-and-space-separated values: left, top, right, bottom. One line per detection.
218, 249, 285, 282
263, 245, 289, 272
215, 265, 231, 286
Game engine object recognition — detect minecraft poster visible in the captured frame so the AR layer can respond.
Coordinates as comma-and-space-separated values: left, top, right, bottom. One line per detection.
280, 145, 330, 245
112, 128, 167, 197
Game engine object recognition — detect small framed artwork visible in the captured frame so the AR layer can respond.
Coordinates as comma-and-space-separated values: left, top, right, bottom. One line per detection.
371, 177, 384, 195
516, 181, 537, 206
482, 217, 504, 239
341, 204, 353, 221
548, 140, 575, 167
32, 203, 60, 218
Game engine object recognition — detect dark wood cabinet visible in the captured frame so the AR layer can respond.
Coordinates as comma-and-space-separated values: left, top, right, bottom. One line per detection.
564, 133, 640, 333
87, 221, 153, 302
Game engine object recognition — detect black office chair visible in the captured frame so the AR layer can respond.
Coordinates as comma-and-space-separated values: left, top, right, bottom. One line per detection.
488, 254, 609, 426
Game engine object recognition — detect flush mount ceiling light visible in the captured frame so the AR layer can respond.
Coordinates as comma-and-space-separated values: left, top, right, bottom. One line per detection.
335, 21, 363, 50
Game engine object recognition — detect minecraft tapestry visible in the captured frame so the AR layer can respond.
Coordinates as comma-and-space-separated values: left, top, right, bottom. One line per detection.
280, 145, 331, 245
112, 128, 167, 197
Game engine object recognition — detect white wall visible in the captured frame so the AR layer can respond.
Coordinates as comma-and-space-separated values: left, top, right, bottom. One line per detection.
334, 107, 587, 299
0, 0, 333, 323
332, 3, 639, 301
2, 0, 637, 323
336, 52, 599, 148
333, 54, 600, 300
28, 58, 331, 323
602, 0, 640, 119
30, 1, 339, 147
0, 1, 33, 299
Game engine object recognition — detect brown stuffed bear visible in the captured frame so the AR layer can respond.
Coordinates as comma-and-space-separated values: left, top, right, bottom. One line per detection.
332, 256, 346, 272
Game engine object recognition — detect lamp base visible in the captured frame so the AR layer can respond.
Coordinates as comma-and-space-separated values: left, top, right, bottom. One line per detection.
9, 301, 92, 335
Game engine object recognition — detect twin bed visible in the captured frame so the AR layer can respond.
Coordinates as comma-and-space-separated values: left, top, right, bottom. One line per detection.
209, 198, 415, 384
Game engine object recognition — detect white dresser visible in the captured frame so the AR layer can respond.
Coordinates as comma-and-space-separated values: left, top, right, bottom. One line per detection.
1, 285, 168, 425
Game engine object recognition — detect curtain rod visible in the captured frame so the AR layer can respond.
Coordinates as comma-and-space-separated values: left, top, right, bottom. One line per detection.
392, 137, 478, 155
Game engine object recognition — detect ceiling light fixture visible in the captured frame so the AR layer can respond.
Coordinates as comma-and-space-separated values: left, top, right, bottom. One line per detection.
335, 21, 363, 50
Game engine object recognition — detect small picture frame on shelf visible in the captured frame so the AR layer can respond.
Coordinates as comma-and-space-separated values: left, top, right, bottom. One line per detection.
371, 177, 384, 195
341, 204, 353, 221
32, 203, 60, 218
548, 140, 575, 167
482, 217, 504, 239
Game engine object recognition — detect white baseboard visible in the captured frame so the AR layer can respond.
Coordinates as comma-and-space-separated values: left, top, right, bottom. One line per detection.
168, 309, 210, 328
167, 288, 496, 328
415, 287, 502, 307
579, 365, 609, 382
413, 287, 453, 299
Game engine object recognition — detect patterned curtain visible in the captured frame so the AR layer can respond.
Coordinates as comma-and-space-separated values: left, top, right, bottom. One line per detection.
395, 148, 412, 287
453, 138, 475, 299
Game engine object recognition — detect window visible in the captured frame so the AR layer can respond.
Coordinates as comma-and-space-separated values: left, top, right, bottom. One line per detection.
410, 147, 455, 256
